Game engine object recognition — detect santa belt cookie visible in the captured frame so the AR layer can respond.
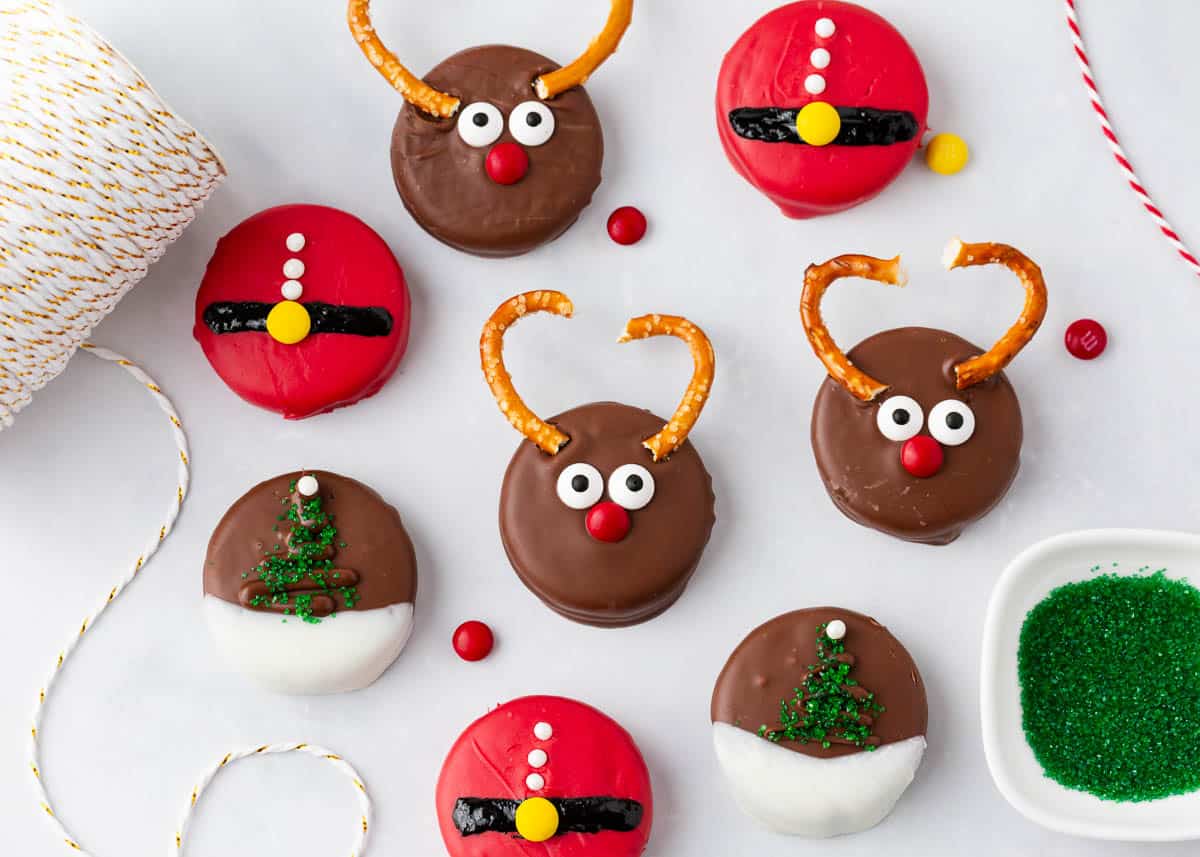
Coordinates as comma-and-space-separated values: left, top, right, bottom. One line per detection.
202, 300, 394, 341
729, 105, 919, 146
452, 796, 645, 837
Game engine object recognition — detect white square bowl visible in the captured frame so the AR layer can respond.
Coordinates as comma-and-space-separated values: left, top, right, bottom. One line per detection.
980, 528, 1200, 841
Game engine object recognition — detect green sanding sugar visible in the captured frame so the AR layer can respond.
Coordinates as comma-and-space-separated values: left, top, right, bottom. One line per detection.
1018, 570, 1200, 802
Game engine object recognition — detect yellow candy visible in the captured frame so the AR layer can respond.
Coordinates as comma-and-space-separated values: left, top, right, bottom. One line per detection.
266, 300, 311, 345
514, 797, 559, 842
925, 133, 969, 175
795, 101, 841, 146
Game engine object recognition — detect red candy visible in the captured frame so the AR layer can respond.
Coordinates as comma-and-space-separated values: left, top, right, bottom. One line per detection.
607, 206, 647, 245
193, 204, 411, 419
486, 142, 530, 185
901, 435, 944, 478
717, 1, 929, 218
453, 621, 494, 662
586, 501, 631, 542
1064, 318, 1107, 360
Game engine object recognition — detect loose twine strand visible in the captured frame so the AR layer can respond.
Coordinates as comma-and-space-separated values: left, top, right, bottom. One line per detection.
0, 0, 224, 428
29, 346, 373, 857
1065, 0, 1200, 277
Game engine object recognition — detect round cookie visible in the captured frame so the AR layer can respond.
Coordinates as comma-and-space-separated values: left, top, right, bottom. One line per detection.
717, 1, 929, 218
500, 403, 715, 626
800, 241, 1047, 545
437, 695, 652, 857
203, 470, 417, 695
480, 292, 717, 627
711, 608, 927, 837
194, 204, 411, 419
813, 328, 1022, 544
350, 1, 633, 258
392, 46, 604, 258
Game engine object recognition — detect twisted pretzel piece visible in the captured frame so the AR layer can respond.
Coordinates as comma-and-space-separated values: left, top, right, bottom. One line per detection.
800, 254, 908, 402
347, 0, 461, 119
535, 0, 634, 100
481, 291, 575, 456
619, 314, 715, 462
943, 239, 1048, 390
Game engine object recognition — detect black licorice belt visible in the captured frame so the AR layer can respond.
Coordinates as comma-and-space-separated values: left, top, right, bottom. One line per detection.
452, 797, 644, 837
202, 301, 394, 336
729, 106, 919, 146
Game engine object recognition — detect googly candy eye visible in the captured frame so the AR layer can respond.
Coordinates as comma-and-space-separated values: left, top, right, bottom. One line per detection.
875, 395, 923, 442
555, 462, 604, 510
928, 399, 976, 446
607, 464, 655, 510
457, 103, 504, 148
509, 101, 555, 147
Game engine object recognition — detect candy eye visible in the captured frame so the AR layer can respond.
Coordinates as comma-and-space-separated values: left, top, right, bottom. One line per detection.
555, 462, 604, 510
607, 464, 655, 510
509, 101, 555, 146
928, 399, 976, 446
457, 103, 503, 147
876, 396, 924, 442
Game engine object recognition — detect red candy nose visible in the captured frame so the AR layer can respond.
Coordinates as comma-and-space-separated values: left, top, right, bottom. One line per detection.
485, 142, 529, 185
901, 435, 944, 478
586, 501, 631, 543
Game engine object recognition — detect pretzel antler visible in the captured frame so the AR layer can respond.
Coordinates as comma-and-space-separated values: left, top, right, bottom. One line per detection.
347, 0, 461, 119
942, 239, 1048, 390
481, 291, 575, 456
535, 0, 634, 100
619, 314, 715, 462
800, 254, 908, 402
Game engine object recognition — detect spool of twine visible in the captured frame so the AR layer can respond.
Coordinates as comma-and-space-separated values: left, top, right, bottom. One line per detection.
0, 0, 225, 429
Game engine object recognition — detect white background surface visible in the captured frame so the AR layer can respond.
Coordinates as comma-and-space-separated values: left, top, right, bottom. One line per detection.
3, 1, 1200, 855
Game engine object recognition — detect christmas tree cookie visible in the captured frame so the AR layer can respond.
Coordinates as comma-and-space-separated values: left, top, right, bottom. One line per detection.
711, 608, 927, 837
203, 470, 417, 694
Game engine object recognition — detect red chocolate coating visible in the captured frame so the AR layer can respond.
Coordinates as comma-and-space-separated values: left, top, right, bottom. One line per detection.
499, 402, 715, 627
391, 46, 604, 258
194, 205, 411, 419
711, 608, 927, 759
437, 695, 653, 857
811, 327, 1023, 544
716, 1, 928, 218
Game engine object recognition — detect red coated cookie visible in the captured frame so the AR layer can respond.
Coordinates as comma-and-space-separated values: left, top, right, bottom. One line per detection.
717, 1, 929, 218
193, 204, 411, 419
437, 696, 652, 857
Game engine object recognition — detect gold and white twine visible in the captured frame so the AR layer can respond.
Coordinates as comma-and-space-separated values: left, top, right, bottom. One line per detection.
0, 0, 225, 429
29, 346, 373, 856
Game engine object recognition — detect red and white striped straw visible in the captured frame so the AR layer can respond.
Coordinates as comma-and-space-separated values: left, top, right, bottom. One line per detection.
1065, 0, 1200, 277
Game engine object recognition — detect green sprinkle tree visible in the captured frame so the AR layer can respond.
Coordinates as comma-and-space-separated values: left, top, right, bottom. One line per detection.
242, 478, 358, 624
758, 621, 885, 751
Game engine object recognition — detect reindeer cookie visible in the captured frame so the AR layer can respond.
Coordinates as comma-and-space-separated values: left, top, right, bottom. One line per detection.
718, 1, 958, 218
802, 240, 1048, 544
203, 470, 417, 694
348, 1, 633, 257
712, 608, 927, 837
194, 205, 411, 419
437, 695, 652, 857
480, 292, 716, 627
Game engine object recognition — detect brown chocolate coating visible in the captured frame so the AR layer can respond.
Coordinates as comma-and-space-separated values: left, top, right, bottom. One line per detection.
811, 327, 1023, 545
205, 470, 417, 612
711, 608, 927, 759
499, 402, 715, 627
391, 45, 604, 258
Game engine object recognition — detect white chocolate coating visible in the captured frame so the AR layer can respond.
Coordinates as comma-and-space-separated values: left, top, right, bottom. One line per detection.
712, 723, 925, 837
203, 596, 414, 695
